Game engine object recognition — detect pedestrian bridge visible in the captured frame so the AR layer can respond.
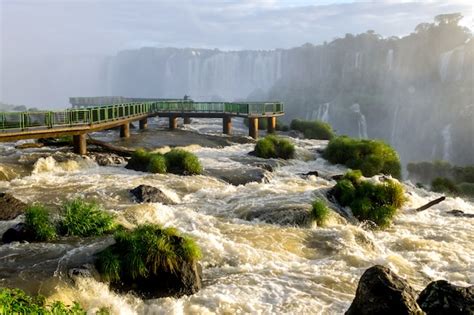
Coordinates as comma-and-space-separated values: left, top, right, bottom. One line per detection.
0, 100, 284, 154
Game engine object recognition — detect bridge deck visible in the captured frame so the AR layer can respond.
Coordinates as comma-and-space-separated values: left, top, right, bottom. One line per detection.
0, 101, 284, 142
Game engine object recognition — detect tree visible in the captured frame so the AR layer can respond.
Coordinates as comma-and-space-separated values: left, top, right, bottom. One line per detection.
435, 13, 463, 26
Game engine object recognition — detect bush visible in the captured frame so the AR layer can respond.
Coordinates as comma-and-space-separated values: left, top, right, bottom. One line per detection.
25, 204, 57, 241
458, 182, 474, 198
255, 135, 295, 159
147, 154, 167, 174
0, 288, 85, 314
332, 171, 405, 228
324, 136, 401, 179
431, 177, 459, 195
58, 198, 116, 237
311, 199, 330, 226
164, 149, 202, 175
290, 119, 335, 140
96, 224, 201, 282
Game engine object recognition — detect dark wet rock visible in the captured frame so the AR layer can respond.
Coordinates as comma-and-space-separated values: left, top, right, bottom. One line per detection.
130, 185, 176, 205
204, 168, 269, 186
230, 156, 288, 170
447, 210, 474, 218
125, 159, 147, 172
2, 223, 35, 244
109, 261, 202, 299
346, 265, 422, 315
331, 174, 344, 181
239, 204, 312, 226
15, 142, 44, 149
300, 170, 319, 177
417, 280, 474, 314
287, 130, 304, 138
0, 193, 27, 220
69, 264, 101, 282
87, 153, 128, 166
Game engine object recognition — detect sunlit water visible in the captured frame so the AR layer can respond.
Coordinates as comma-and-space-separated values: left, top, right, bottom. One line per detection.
0, 118, 472, 314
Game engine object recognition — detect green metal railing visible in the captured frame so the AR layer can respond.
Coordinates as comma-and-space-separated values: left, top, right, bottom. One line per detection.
0, 100, 283, 131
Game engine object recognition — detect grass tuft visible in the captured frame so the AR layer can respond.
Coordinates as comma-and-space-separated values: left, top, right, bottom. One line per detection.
24, 204, 57, 241
290, 119, 335, 140
255, 135, 295, 159
164, 149, 202, 175
311, 199, 330, 227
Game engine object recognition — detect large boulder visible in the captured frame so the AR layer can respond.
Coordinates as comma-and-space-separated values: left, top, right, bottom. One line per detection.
204, 167, 270, 186
130, 185, 176, 205
346, 265, 423, 315
0, 193, 27, 220
417, 280, 474, 314
2, 223, 35, 244
238, 203, 312, 226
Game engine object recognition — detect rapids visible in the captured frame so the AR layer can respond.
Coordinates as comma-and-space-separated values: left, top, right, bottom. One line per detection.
0, 118, 472, 314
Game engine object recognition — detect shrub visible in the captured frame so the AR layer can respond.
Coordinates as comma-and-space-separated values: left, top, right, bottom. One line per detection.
458, 182, 474, 198
290, 119, 335, 140
254, 135, 295, 159
58, 198, 116, 237
96, 224, 201, 282
311, 199, 330, 226
0, 288, 85, 314
431, 177, 459, 195
164, 149, 202, 175
25, 204, 57, 241
332, 171, 405, 228
147, 154, 167, 174
323, 136, 401, 179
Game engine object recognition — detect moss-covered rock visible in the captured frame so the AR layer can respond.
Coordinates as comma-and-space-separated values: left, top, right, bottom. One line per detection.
254, 135, 295, 159
330, 170, 405, 228
95, 224, 202, 299
323, 136, 401, 179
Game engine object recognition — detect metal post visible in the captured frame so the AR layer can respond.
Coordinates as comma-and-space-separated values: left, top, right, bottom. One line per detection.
120, 123, 130, 138
267, 116, 276, 134
249, 117, 258, 139
223, 116, 232, 135
73, 134, 87, 155
169, 116, 178, 130
139, 118, 148, 130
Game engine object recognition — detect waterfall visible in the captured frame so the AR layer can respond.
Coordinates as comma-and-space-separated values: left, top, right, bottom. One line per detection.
317, 103, 330, 122
386, 49, 394, 70
442, 124, 452, 161
354, 52, 362, 69
391, 102, 401, 145
351, 103, 368, 139
439, 46, 465, 82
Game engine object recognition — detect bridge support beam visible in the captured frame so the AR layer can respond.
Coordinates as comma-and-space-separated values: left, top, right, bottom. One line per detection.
169, 117, 178, 130
120, 123, 130, 138
73, 134, 87, 155
223, 116, 232, 135
249, 117, 259, 139
139, 118, 148, 130
183, 117, 191, 124
267, 116, 276, 134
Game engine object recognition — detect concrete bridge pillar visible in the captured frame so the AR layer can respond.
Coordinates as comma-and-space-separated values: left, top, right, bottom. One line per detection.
249, 117, 259, 139
120, 123, 130, 138
169, 117, 178, 130
267, 116, 276, 134
73, 134, 87, 155
183, 117, 191, 124
139, 118, 148, 130
223, 116, 232, 135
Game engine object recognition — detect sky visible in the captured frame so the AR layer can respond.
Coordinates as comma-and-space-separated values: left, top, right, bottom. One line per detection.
1, 0, 473, 58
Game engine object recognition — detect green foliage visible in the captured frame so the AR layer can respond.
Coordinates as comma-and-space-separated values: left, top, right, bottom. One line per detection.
147, 154, 167, 174
324, 136, 401, 179
0, 287, 85, 314
254, 135, 295, 159
290, 119, 335, 140
25, 204, 57, 241
58, 199, 116, 237
96, 224, 201, 282
431, 177, 459, 195
458, 182, 474, 198
311, 199, 330, 227
332, 171, 405, 228
164, 149, 202, 175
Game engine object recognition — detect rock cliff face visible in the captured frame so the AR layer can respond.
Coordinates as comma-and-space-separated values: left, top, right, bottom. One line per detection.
105, 20, 473, 166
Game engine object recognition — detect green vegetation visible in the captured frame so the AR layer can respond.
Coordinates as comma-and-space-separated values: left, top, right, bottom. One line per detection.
58, 199, 116, 237
254, 135, 295, 159
431, 177, 459, 195
128, 148, 201, 175
458, 182, 474, 198
323, 136, 401, 179
0, 287, 85, 314
96, 224, 201, 282
311, 199, 330, 227
332, 170, 405, 228
290, 119, 335, 140
25, 204, 57, 241
164, 149, 202, 175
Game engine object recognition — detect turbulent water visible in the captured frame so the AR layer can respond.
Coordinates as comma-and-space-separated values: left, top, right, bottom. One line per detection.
0, 118, 473, 314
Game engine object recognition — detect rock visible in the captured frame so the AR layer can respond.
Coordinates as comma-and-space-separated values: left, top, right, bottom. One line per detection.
130, 185, 176, 205
346, 265, 423, 315
110, 261, 202, 299
238, 204, 312, 226
417, 280, 474, 314
87, 153, 128, 166
204, 168, 269, 186
300, 170, 319, 177
69, 264, 101, 282
0, 193, 27, 220
447, 210, 474, 218
331, 174, 344, 181
2, 223, 35, 244
125, 159, 148, 172
15, 142, 44, 149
